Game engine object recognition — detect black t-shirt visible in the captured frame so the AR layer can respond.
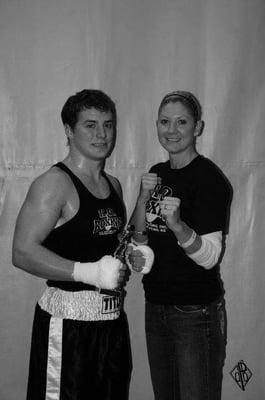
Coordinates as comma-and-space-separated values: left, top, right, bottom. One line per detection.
143, 155, 232, 305
43, 162, 125, 291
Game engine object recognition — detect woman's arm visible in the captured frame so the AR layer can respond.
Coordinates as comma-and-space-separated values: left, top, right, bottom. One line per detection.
160, 196, 222, 269
129, 172, 159, 243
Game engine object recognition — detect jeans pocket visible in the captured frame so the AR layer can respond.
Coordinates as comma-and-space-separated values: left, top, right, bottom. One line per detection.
173, 304, 206, 314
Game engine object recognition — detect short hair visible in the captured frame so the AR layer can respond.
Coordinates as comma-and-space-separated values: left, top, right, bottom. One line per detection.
61, 89, 117, 130
158, 90, 202, 122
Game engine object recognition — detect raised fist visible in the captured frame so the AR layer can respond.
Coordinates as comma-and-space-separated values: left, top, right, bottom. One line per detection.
139, 173, 161, 202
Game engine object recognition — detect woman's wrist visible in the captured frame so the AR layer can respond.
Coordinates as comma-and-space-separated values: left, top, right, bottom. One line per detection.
136, 196, 149, 206
178, 230, 197, 248
172, 221, 198, 247
171, 219, 186, 236
172, 221, 202, 254
132, 229, 148, 244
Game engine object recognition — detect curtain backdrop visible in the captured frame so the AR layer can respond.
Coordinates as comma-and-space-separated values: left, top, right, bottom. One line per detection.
0, 0, 265, 399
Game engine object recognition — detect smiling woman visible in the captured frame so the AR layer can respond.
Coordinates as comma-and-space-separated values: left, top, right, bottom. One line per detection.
156, 91, 203, 169
129, 90, 232, 400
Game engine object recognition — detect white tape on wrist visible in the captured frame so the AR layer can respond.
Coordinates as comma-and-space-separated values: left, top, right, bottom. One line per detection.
73, 256, 121, 289
73, 260, 99, 285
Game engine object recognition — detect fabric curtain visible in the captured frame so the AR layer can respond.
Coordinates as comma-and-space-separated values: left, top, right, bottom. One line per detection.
0, 0, 264, 398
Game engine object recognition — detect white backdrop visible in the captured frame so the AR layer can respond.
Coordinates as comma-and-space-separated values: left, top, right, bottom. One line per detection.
0, 0, 265, 399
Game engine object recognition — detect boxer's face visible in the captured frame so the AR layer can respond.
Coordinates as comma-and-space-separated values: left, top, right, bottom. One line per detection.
66, 107, 115, 160
156, 101, 201, 156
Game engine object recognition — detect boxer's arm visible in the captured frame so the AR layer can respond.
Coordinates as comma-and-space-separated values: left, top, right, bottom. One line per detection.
12, 170, 76, 280
12, 170, 125, 288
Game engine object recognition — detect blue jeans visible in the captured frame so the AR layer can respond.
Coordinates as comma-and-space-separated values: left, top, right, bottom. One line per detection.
145, 298, 226, 400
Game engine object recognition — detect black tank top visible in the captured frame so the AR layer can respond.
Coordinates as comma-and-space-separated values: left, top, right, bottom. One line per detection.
44, 162, 125, 291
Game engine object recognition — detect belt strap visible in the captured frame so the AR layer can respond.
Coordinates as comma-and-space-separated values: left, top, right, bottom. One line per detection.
92, 286, 123, 296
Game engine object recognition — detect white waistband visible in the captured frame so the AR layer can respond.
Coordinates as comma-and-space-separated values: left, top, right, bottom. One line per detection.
38, 287, 123, 321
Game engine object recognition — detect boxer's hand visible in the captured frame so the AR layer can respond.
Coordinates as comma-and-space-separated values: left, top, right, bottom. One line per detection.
138, 173, 161, 202
117, 262, 131, 288
126, 244, 146, 272
160, 196, 182, 231
73, 255, 123, 289
97, 256, 124, 289
126, 243, 154, 274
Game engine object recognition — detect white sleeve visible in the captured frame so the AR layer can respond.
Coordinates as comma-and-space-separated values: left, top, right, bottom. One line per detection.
187, 231, 222, 269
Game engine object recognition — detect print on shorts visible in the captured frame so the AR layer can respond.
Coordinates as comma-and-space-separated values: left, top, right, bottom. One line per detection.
101, 294, 122, 314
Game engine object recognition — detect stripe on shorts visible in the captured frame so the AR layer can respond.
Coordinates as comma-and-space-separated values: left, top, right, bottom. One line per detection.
45, 317, 63, 400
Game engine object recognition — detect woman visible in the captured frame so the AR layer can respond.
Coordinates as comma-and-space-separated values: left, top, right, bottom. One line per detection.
129, 91, 232, 400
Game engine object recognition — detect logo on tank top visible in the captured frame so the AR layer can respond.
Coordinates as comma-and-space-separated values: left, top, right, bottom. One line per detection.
146, 184, 173, 233
93, 208, 122, 235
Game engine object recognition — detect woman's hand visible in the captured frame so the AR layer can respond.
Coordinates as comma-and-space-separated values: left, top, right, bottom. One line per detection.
160, 196, 182, 232
138, 173, 161, 203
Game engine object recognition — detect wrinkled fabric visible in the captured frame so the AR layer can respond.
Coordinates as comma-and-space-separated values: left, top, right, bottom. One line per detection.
1, 1, 265, 399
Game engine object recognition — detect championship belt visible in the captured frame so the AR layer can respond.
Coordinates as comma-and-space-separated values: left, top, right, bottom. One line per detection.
114, 225, 154, 274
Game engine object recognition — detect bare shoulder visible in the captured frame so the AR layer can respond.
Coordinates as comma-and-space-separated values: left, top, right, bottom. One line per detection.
14, 166, 75, 245
27, 166, 73, 205
106, 173, 123, 199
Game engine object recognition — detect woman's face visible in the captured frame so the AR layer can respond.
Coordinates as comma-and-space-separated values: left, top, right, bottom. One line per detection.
156, 101, 201, 156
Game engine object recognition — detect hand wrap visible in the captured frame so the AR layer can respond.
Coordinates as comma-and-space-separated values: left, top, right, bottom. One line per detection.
73, 255, 122, 289
126, 243, 154, 274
